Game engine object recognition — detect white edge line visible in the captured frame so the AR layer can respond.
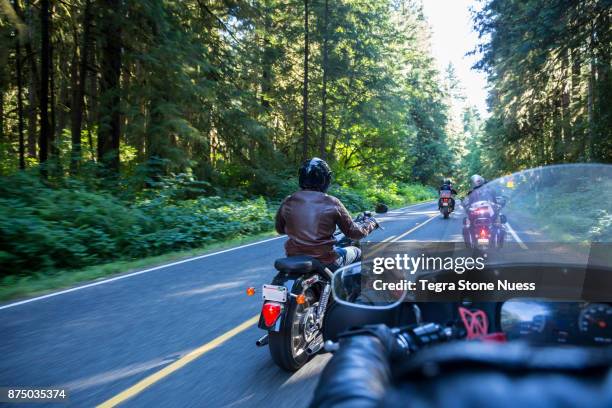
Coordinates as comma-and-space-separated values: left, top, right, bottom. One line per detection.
506, 222, 528, 250
381, 235, 397, 242
0, 200, 436, 311
0, 235, 285, 310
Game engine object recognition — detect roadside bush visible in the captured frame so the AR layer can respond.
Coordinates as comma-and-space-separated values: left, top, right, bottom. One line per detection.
0, 171, 433, 278
0, 173, 274, 276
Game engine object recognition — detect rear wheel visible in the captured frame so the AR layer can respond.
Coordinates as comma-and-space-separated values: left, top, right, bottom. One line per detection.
443, 209, 450, 219
268, 287, 319, 371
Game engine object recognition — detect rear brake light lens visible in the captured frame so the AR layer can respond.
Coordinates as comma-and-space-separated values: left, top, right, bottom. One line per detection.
262, 302, 282, 327
480, 228, 488, 238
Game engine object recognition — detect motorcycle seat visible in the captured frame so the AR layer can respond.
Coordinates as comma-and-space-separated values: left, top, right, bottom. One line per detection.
274, 256, 324, 274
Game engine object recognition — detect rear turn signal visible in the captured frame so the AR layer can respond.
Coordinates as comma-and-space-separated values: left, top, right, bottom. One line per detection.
246, 287, 255, 296
296, 294, 306, 305
262, 302, 282, 327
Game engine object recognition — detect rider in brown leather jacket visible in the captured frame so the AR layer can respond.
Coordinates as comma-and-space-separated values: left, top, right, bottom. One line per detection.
275, 158, 376, 268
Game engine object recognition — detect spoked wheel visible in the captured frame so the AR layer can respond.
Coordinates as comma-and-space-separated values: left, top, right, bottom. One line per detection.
269, 287, 320, 371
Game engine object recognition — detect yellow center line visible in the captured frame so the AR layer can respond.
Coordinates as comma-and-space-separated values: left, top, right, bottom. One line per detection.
97, 208, 438, 407
390, 214, 437, 242
97, 314, 260, 408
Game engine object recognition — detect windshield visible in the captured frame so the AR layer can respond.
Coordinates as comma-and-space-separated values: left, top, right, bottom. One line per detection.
480, 163, 611, 243
333, 164, 612, 308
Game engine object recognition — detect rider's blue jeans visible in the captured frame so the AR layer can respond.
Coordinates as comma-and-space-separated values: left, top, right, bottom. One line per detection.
331, 246, 361, 270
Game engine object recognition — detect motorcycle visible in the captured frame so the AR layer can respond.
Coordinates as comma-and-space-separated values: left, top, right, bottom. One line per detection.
462, 199, 506, 251
313, 165, 612, 407
250, 211, 382, 371
438, 190, 454, 219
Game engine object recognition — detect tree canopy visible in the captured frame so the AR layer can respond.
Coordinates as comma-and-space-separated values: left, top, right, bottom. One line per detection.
0, 0, 456, 189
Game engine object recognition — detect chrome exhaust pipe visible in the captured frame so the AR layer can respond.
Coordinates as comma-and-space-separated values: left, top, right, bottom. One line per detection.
256, 334, 269, 347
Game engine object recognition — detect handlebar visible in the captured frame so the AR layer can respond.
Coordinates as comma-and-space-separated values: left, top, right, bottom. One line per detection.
355, 211, 384, 230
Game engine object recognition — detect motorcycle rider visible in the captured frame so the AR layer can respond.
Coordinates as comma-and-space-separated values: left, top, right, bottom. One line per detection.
438, 179, 457, 210
275, 157, 377, 270
465, 174, 497, 207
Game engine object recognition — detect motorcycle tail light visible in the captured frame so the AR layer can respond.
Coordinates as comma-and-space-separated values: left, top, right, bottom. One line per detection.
480, 228, 489, 238
262, 302, 282, 327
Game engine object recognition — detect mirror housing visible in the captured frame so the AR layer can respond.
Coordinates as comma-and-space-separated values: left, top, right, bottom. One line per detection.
375, 203, 389, 214
332, 262, 406, 310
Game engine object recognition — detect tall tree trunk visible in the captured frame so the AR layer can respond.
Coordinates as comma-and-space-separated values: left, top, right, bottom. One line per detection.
97, 0, 122, 174
16, 31, 26, 170
260, 2, 272, 111
319, 0, 329, 159
86, 46, 97, 162
302, 0, 309, 161
70, 0, 91, 173
19, 0, 38, 158
39, 0, 50, 174
571, 46, 581, 160
27, 70, 37, 158
0, 91, 3, 143
48, 2, 57, 164
57, 56, 69, 138
586, 25, 595, 161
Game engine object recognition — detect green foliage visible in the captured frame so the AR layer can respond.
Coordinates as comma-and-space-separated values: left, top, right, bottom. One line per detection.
507, 175, 612, 242
0, 172, 274, 276
0, 171, 433, 277
474, 0, 612, 169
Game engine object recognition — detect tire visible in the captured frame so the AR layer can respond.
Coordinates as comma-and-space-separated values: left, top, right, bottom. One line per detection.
268, 287, 318, 371
443, 210, 449, 219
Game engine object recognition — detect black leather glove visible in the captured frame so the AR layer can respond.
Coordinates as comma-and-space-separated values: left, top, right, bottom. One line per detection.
338, 324, 407, 359
310, 332, 392, 408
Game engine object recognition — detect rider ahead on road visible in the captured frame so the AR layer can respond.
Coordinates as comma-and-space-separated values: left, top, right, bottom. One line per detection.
275, 157, 376, 269
439, 179, 458, 210
465, 174, 497, 207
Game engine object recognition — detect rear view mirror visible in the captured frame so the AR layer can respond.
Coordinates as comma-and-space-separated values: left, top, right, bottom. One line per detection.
332, 262, 405, 310
375, 203, 388, 213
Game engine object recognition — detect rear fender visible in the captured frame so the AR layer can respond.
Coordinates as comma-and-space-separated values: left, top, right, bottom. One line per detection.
258, 273, 313, 331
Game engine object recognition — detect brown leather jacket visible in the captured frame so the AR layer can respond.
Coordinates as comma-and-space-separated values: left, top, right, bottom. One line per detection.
275, 190, 374, 264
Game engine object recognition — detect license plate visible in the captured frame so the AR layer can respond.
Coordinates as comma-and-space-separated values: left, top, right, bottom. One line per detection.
442, 203, 448, 206
262, 285, 287, 302
478, 238, 489, 245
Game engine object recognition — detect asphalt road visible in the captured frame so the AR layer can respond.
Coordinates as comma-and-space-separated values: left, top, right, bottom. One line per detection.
0, 201, 528, 408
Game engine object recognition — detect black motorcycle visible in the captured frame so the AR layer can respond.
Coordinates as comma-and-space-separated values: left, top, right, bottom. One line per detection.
314, 258, 612, 406
312, 164, 612, 406
252, 211, 382, 371
462, 197, 507, 251
438, 190, 454, 218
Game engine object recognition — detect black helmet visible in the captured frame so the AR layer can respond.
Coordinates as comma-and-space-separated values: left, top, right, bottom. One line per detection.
443, 179, 452, 186
299, 157, 332, 192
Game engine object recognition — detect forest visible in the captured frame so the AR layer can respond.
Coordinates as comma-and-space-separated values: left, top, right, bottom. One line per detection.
0, 0, 610, 283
